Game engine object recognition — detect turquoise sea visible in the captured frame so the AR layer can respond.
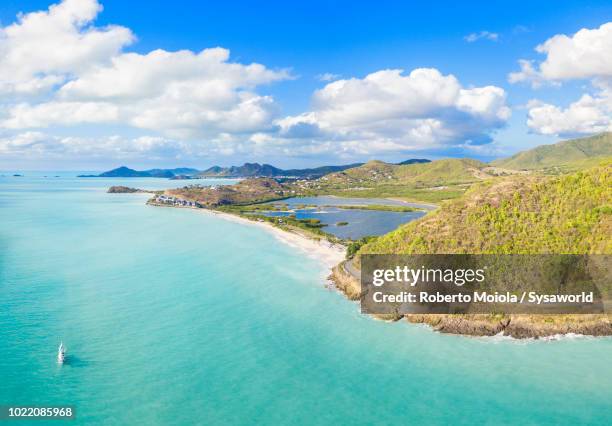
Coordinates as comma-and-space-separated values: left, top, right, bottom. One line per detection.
1, 173, 611, 425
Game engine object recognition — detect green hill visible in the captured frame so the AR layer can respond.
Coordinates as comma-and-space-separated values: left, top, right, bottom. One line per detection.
300, 158, 490, 203
359, 162, 611, 255
393, 158, 487, 185
492, 133, 612, 172
167, 178, 289, 206
323, 158, 486, 186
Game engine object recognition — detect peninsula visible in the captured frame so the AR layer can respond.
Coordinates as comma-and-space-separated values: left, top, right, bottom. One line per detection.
113, 133, 612, 338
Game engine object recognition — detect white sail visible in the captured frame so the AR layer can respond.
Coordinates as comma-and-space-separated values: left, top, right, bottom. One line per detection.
57, 342, 66, 364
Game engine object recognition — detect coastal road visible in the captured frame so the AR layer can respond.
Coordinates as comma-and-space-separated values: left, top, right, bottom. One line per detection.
343, 259, 360, 281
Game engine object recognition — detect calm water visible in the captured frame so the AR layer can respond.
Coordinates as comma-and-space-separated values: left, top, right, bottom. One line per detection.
257, 207, 425, 239
1, 174, 611, 425
263, 196, 431, 239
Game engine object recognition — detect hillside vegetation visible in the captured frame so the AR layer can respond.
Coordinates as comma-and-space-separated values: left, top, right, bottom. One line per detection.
359, 162, 611, 255
323, 158, 486, 186
297, 158, 491, 203
167, 178, 291, 206
492, 132, 612, 172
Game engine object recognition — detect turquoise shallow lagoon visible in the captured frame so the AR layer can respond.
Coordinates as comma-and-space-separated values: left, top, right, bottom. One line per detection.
0, 174, 611, 425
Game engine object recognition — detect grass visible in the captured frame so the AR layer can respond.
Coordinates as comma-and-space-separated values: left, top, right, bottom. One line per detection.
287, 158, 491, 204
330, 204, 423, 212
307, 185, 467, 203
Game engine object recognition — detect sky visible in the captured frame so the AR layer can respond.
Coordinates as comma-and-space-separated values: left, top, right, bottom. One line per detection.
0, 0, 611, 170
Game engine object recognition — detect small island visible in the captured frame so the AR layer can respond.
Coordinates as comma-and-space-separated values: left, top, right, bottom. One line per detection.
107, 186, 148, 193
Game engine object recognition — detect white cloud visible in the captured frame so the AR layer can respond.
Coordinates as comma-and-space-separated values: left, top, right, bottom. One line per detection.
464, 31, 499, 43
510, 22, 612, 85
0, 0, 290, 150
0, 128, 304, 163
0, 0, 134, 95
526, 92, 612, 136
508, 60, 550, 88
276, 68, 510, 155
510, 22, 612, 136
0, 1, 512, 164
0, 131, 49, 153
58, 48, 288, 101
2, 101, 119, 129
0, 132, 200, 160
316, 73, 341, 82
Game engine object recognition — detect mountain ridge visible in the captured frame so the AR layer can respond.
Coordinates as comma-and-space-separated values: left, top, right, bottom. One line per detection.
78, 166, 200, 178
79, 161, 433, 179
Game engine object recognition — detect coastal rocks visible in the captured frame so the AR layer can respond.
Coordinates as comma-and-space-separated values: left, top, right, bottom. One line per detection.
107, 186, 142, 193
329, 261, 361, 300
405, 315, 509, 336
406, 314, 612, 338
503, 315, 612, 339
328, 260, 612, 338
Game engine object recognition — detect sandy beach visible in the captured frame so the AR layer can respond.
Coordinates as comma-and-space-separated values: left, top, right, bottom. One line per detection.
197, 208, 346, 271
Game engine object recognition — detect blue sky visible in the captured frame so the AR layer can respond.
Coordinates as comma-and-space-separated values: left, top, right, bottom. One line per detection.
0, 0, 611, 170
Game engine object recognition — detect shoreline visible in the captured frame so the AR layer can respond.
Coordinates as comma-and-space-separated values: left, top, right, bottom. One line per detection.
384, 197, 439, 210
162, 203, 347, 272
329, 259, 612, 339
204, 209, 346, 270
146, 201, 611, 340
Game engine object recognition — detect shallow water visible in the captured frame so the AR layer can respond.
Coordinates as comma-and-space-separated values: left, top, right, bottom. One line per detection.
263, 195, 431, 239
258, 207, 425, 239
1, 173, 611, 425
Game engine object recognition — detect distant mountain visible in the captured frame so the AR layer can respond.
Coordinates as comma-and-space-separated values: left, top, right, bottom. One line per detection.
397, 159, 431, 165
147, 167, 200, 176
220, 163, 282, 177
281, 163, 364, 178
198, 162, 363, 178
78, 166, 199, 178
492, 132, 612, 171
79, 166, 150, 177
200, 166, 225, 175
79, 163, 363, 179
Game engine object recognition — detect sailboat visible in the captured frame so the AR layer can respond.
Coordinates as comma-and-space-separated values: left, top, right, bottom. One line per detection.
57, 342, 66, 364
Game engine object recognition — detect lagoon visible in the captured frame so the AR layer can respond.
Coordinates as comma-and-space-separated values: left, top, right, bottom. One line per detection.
260, 196, 432, 239
257, 206, 426, 239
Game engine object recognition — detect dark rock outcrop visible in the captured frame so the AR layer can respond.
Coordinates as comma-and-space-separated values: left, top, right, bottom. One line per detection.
107, 186, 141, 193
